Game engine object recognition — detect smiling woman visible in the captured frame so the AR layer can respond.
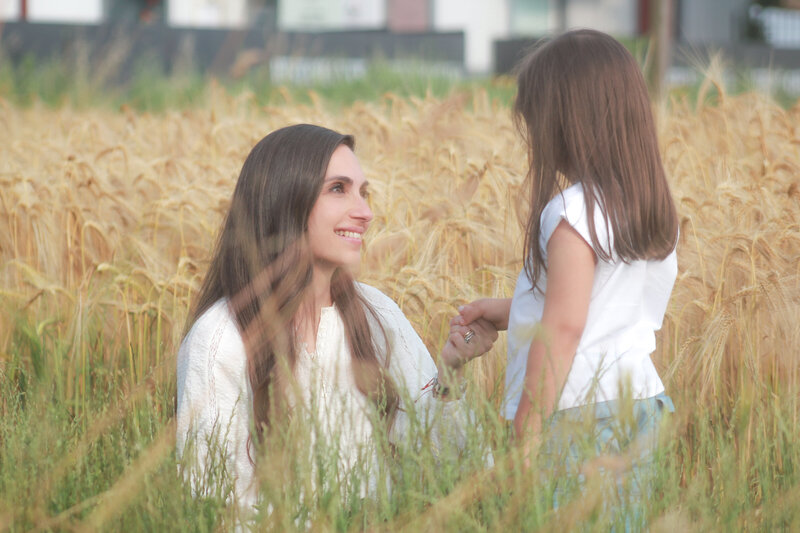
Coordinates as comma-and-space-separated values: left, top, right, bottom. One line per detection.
305, 144, 373, 309
174, 124, 497, 518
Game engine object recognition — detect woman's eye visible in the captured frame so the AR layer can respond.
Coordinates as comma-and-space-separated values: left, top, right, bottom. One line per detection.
361, 189, 371, 200
330, 183, 344, 193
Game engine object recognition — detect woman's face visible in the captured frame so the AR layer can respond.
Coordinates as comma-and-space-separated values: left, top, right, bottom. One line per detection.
307, 145, 373, 276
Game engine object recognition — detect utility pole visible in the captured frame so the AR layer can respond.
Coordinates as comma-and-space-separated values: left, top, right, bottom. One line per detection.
555, 0, 567, 34
648, 0, 675, 99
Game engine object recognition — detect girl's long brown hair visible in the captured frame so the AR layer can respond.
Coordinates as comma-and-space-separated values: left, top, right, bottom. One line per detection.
187, 124, 398, 442
514, 29, 679, 290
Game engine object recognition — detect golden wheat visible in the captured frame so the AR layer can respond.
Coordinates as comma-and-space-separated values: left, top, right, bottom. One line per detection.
2, 86, 799, 400
1, 85, 799, 528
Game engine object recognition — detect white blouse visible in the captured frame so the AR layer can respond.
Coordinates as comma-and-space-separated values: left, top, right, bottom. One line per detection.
504, 183, 677, 418
176, 283, 472, 511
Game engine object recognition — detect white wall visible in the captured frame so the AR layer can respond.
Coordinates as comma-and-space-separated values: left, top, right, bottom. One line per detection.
509, 0, 551, 36
758, 7, 800, 48
680, 0, 749, 45
0, 0, 20, 20
169, 0, 248, 28
433, 0, 638, 74
27, 0, 103, 24
433, 0, 510, 73
566, 0, 637, 36
278, 0, 386, 31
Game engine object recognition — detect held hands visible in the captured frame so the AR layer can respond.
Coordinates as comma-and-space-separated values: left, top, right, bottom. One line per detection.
453, 298, 512, 332
440, 317, 498, 369
448, 297, 543, 470
440, 297, 511, 368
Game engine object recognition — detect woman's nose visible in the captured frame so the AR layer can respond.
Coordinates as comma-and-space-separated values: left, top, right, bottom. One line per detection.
352, 195, 373, 223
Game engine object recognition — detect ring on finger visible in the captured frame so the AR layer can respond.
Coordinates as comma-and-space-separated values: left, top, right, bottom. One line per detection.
463, 329, 475, 344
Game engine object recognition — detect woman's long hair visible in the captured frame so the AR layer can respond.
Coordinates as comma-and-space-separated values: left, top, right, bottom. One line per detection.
187, 124, 398, 442
514, 29, 679, 290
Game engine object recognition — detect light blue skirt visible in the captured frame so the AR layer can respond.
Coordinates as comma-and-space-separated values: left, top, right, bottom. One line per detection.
540, 392, 675, 530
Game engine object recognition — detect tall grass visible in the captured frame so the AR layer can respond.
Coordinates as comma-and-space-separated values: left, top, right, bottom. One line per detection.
0, 51, 516, 112
1, 78, 799, 531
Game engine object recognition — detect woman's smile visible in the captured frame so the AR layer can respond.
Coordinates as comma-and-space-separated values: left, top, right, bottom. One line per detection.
307, 145, 373, 274
335, 229, 364, 241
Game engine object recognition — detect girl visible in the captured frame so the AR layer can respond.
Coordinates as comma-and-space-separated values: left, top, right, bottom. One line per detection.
455, 29, 678, 513
176, 124, 495, 513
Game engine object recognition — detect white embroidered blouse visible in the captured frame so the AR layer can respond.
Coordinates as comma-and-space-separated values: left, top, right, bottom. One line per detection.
176, 283, 470, 511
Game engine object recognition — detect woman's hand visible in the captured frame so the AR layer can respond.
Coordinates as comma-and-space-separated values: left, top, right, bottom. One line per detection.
452, 298, 512, 332
440, 317, 498, 369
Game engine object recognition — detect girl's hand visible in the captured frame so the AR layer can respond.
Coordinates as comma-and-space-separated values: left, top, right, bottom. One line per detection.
452, 298, 512, 332
440, 317, 498, 369
511, 396, 543, 471
513, 428, 541, 472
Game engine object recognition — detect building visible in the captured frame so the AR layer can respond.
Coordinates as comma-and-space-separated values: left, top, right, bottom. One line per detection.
1, 0, 797, 75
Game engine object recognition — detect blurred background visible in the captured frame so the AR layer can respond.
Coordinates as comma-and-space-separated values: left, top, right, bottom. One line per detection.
1, 0, 799, 103
2, 3, 799, 531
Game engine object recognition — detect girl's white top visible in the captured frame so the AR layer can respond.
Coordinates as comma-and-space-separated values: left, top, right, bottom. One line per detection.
504, 183, 677, 419
176, 283, 471, 511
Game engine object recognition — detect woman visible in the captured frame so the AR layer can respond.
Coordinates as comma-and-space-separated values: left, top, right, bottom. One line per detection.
176, 124, 495, 513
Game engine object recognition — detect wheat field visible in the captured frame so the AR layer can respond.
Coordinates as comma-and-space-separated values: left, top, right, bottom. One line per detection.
1, 79, 799, 530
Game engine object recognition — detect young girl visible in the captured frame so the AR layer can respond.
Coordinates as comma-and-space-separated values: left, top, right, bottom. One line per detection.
176, 124, 495, 514
456, 29, 678, 511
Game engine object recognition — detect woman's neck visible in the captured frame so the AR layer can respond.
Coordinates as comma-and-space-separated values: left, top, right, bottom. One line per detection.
295, 267, 333, 353
309, 265, 334, 308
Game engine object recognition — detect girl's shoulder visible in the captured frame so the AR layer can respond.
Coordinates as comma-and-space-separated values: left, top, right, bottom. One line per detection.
542, 182, 586, 218
540, 183, 591, 234
541, 183, 613, 254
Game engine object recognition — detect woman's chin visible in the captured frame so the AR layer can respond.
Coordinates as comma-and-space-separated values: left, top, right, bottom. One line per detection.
340, 261, 362, 276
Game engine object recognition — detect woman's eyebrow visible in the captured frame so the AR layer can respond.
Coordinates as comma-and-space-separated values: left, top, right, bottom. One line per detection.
325, 175, 352, 183
325, 175, 370, 190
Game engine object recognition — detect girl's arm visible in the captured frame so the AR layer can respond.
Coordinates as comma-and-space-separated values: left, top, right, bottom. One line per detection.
454, 298, 512, 331
513, 220, 595, 442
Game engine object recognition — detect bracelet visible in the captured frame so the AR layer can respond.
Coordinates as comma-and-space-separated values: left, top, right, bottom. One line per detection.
422, 373, 467, 400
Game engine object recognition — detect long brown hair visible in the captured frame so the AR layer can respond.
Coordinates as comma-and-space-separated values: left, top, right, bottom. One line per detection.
187, 124, 398, 441
514, 29, 678, 290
